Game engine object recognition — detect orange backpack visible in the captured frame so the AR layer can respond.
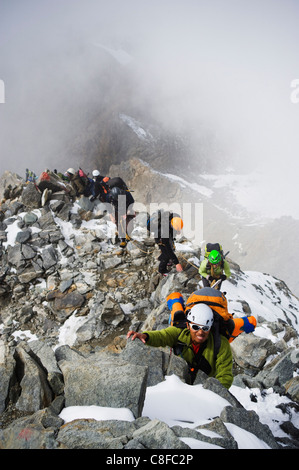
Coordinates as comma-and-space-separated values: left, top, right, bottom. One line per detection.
166, 288, 256, 347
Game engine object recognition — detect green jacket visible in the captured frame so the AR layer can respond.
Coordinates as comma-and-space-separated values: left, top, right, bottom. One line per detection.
199, 258, 231, 279
143, 327, 233, 389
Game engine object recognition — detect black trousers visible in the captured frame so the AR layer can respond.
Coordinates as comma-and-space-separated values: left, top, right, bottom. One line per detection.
202, 277, 210, 287
202, 276, 223, 290
157, 243, 178, 274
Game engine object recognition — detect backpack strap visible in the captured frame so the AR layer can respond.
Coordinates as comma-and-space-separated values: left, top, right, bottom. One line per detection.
172, 340, 186, 357
172, 333, 214, 383
211, 322, 221, 359
189, 341, 212, 383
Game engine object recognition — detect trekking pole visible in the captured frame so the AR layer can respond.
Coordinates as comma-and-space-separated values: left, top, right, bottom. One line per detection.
211, 279, 222, 289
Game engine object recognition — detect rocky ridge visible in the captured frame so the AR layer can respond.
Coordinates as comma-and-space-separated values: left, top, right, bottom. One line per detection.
106, 158, 299, 299
0, 171, 298, 449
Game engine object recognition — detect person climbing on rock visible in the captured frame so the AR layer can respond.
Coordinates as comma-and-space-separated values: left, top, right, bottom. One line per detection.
107, 184, 135, 248
64, 168, 87, 198
89, 169, 110, 202
147, 210, 183, 276
127, 302, 233, 389
25, 169, 37, 183
199, 249, 231, 290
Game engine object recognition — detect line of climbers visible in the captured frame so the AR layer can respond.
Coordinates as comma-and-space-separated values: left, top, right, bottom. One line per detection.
27, 166, 257, 391
33, 167, 135, 248
25, 168, 37, 183
62, 167, 136, 248
129, 214, 257, 391
27, 166, 136, 248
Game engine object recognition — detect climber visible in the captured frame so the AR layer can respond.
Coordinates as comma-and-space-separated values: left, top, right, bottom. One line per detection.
25, 169, 37, 183
89, 169, 110, 202
199, 250, 231, 290
127, 302, 233, 389
148, 210, 183, 276
107, 184, 135, 248
64, 168, 89, 198
53, 169, 69, 181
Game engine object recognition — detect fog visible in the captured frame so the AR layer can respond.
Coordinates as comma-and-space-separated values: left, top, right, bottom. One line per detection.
1, 0, 299, 217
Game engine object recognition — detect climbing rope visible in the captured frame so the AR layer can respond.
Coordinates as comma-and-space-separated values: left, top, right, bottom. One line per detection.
131, 239, 155, 254
129, 236, 200, 270
177, 252, 199, 270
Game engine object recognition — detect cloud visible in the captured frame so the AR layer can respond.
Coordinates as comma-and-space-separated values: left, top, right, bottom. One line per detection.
0, 0, 299, 185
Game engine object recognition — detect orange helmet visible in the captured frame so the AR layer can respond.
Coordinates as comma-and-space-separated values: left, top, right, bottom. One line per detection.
171, 216, 183, 231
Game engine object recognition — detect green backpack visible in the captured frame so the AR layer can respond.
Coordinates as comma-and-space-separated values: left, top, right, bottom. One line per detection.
204, 243, 223, 258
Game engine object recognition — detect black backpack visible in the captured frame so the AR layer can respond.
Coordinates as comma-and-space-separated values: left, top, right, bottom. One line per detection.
108, 186, 134, 208
147, 210, 180, 240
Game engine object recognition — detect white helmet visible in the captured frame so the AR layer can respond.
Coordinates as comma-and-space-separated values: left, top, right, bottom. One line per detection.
186, 304, 214, 329
66, 168, 76, 175
92, 170, 100, 177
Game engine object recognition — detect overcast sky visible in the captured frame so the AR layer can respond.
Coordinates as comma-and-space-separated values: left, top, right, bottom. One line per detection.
0, 0, 299, 216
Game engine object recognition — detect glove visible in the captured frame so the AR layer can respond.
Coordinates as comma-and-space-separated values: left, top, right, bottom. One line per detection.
228, 316, 256, 342
220, 274, 227, 281
241, 316, 257, 333
166, 292, 185, 310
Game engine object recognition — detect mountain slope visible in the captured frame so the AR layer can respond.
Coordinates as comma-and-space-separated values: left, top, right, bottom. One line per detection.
107, 157, 299, 299
0, 171, 298, 449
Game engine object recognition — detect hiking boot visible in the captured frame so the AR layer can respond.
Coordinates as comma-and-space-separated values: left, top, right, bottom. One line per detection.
119, 240, 127, 248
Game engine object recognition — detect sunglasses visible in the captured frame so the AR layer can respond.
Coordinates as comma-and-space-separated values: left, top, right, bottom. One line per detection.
189, 323, 211, 332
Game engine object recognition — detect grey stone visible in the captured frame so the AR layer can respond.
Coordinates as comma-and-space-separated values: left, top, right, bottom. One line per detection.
121, 338, 165, 386
132, 419, 190, 449
0, 341, 16, 413
172, 422, 238, 449
47, 290, 85, 322
230, 334, 274, 370
41, 246, 57, 270
18, 265, 43, 283
203, 377, 243, 408
59, 279, 73, 293
29, 340, 64, 395
14, 344, 53, 413
220, 406, 281, 449
0, 412, 58, 449
7, 244, 24, 268
100, 296, 125, 327
38, 211, 56, 229
16, 230, 31, 244
23, 212, 38, 225
284, 376, 299, 402
57, 419, 135, 449
21, 243, 37, 260
21, 183, 41, 209
58, 352, 148, 419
